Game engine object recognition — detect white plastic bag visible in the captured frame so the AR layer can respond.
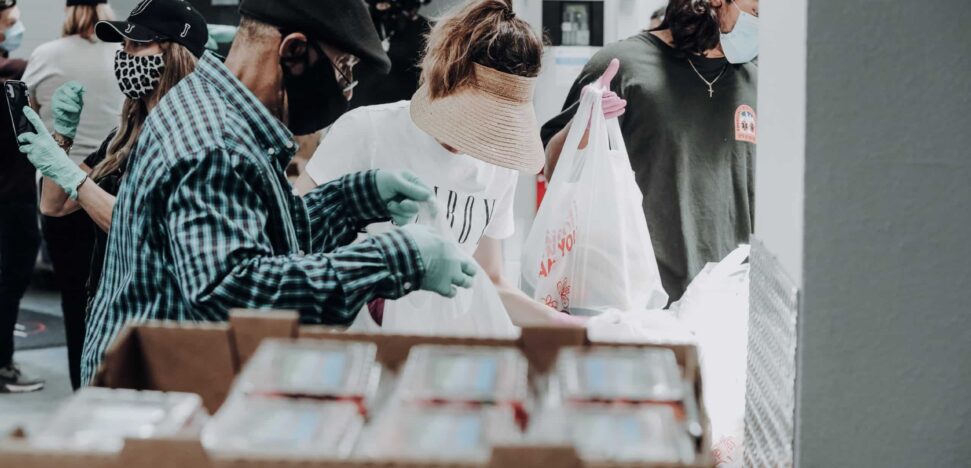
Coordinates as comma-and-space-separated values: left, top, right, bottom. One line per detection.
585, 308, 695, 345
375, 202, 519, 338
670, 245, 750, 467
521, 87, 667, 316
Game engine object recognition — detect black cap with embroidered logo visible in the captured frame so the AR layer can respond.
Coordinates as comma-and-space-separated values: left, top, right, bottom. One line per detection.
96, 0, 208, 58
66, 0, 107, 6
239, 0, 392, 74
0, 0, 15, 10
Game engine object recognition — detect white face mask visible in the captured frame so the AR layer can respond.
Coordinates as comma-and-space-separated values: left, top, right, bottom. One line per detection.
720, 2, 759, 64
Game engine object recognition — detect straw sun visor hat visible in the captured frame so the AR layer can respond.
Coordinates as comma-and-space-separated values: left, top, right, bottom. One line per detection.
410, 64, 545, 174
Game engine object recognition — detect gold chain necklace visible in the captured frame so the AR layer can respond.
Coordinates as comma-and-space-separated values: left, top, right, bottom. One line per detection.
687, 59, 728, 98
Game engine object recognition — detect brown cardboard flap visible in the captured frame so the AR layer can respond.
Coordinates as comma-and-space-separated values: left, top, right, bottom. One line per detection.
299, 327, 515, 372
518, 325, 588, 374
119, 437, 211, 468
228, 310, 299, 368
136, 323, 236, 413
0, 441, 118, 468
94, 324, 145, 389
490, 445, 582, 468
81, 315, 712, 467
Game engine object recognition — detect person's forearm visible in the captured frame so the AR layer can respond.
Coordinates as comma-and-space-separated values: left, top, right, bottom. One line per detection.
491, 276, 563, 326
543, 121, 590, 182
76, 178, 116, 232
39, 176, 82, 217
172, 231, 422, 325
303, 170, 390, 253
38, 140, 89, 217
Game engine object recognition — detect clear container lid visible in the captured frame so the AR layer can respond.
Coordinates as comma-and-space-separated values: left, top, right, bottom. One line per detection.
233, 339, 379, 399
556, 346, 683, 402
30, 387, 203, 453
528, 405, 694, 463
397, 345, 528, 404
354, 405, 520, 463
202, 396, 363, 459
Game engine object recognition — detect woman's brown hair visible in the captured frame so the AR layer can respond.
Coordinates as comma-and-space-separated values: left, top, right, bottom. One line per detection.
62, 4, 114, 41
420, 0, 543, 99
89, 42, 198, 181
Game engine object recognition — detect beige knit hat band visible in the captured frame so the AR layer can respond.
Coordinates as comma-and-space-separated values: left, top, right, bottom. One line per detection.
471, 63, 536, 102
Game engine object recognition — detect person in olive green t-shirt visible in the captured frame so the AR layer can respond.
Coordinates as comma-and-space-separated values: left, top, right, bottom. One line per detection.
543, 0, 759, 301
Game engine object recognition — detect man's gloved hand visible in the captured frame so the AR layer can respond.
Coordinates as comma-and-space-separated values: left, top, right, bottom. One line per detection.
208, 24, 238, 44
376, 170, 435, 225
51, 81, 85, 140
18, 107, 87, 200
400, 224, 477, 298
581, 58, 626, 125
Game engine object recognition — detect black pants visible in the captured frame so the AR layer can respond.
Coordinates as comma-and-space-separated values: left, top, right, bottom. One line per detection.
42, 211, 94, 390
0, 198, 40, 368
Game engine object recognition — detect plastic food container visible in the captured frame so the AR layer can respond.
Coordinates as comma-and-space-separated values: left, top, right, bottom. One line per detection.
232, 339, 379, 410
202, 395, 363, 459
30, 387, 204, 453
528, 405, 694, 463
354, 405, 520, 463
555, 346, 684, 403
396, 345, 528, 404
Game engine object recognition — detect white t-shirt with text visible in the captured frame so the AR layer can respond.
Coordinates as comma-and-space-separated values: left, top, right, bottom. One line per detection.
305, 101, 518, 255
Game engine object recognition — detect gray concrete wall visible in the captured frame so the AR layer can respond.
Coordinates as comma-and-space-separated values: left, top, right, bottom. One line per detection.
752, 0, 806, 284
797, 0, 971, 466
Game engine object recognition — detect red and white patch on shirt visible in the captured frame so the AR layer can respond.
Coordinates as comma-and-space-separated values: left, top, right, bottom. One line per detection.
734, 105, 757, 143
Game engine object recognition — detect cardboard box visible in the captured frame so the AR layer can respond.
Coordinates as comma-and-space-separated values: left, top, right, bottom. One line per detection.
0, 310, 714, 468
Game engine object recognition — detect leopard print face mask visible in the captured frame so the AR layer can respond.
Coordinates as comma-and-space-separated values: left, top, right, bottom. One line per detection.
113, 49, 165, 100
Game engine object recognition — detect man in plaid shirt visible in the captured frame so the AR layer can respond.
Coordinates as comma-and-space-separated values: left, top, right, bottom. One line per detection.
80, 0, 478, 383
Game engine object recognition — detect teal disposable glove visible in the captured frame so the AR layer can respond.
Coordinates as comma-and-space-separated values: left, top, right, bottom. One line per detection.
207, 24, 238, 44
375, 170, 435, 225
400, 224, 477, 297
51, 81, 85, 140
17, 107, 87, 200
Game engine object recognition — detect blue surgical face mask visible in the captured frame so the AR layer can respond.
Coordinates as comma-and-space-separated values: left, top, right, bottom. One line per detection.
720, 3, 758, 64
1, 20, 25, 53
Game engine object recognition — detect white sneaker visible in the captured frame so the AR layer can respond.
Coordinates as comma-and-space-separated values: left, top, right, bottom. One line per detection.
0, 363, 45, 393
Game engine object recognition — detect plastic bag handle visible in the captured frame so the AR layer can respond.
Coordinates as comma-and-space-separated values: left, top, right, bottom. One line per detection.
606, 118, 629, 156
550, 87, 604, 187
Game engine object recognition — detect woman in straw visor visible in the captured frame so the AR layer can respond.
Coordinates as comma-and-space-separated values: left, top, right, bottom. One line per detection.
296, 0, 594, 327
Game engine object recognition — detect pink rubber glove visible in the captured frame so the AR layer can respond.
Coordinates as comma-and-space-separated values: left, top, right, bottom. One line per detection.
581, 58, 626, 126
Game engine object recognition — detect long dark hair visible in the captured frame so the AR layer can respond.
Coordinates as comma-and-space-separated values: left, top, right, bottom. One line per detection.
656, 0, 727, 56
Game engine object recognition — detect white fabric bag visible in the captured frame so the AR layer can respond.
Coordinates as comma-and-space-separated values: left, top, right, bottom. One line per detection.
375, 202, 519, 338
520, 87, 667, 316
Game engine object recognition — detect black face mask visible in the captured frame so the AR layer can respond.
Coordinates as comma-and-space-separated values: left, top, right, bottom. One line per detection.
280, 40, 348, 136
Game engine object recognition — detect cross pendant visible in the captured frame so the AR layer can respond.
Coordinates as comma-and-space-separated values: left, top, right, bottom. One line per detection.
707, 85, 714, 98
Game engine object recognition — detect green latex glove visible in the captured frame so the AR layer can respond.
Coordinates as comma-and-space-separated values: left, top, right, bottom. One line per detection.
400, 224, 477, 298
207, 24, 238, 44
376, 170, 435, 225
52, 81, 85, 140
205, 34, 218, 52
17, 107, 87, 200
